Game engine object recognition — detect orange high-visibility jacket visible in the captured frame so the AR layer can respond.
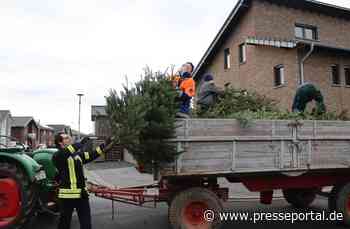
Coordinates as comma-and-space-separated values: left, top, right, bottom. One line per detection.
180, 78, 196, 97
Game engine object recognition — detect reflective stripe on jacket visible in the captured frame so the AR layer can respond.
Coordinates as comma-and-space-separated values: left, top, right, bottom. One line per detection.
53, 143, 105, 199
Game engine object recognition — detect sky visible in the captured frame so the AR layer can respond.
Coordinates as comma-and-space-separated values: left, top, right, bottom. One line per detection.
0, 0, 349, 134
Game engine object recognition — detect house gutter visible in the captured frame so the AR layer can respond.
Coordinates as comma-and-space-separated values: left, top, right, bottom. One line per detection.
299, 42, 315, 85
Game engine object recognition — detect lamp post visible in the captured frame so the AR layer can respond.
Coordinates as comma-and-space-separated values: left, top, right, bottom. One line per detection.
77, 93, 84, 140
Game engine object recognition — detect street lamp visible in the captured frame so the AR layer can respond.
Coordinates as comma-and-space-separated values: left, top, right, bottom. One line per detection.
77, 93, 84, 140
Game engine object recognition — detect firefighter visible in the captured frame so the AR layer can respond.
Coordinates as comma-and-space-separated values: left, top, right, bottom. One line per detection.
52, 133, 114, 229
292, 82, 326, 114
176, 62, 196, 118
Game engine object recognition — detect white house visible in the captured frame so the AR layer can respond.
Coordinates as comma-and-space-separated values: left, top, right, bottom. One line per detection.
0, 110, 13, 147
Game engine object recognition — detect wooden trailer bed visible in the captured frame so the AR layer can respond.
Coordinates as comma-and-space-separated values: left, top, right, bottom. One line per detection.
161, 119, 350, 176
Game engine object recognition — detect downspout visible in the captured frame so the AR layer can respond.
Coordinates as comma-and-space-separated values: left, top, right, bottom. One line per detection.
299, 43, 315, 85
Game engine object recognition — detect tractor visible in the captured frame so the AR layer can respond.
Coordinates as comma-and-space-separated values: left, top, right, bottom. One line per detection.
0, 135, 59, 229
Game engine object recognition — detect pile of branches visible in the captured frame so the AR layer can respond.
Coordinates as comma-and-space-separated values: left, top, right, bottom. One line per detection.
106, 68, 180, 175
198, 86, 349, 125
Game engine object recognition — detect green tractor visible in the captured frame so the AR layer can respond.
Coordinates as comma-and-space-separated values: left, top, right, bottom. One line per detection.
0, 136, 59, 229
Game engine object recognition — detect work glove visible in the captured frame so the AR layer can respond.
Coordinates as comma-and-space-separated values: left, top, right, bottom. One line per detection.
100, 137, 115, 153
80, 136, 91, 145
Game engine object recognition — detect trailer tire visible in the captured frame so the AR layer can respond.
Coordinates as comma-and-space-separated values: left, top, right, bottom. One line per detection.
334, 183, 350, 226
168, 187, 223, 229
283, 188, 316, 209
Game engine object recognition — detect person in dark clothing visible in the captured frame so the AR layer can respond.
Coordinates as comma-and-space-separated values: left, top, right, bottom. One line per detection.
292, 82, 326, 114
197, 74, 222, 114
52, 133, 114, 229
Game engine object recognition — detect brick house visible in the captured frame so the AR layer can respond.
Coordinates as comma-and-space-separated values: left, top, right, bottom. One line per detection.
194, 0, 350, 113
0, 110, 13, 147
38, 124, 54, 148
11, 116, 39, 148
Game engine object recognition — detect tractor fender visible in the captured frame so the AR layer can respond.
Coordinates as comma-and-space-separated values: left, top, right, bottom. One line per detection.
32, 149, 58, 180
0, 152, 41, 182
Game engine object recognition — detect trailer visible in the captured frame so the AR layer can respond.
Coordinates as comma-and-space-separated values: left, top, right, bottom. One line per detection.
88, 119, 350, 229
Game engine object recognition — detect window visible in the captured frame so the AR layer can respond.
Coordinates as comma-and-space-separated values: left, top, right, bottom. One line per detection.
345, 67, 350, 86
274, 65, 285, 87
331, 65, 341, 85
239, 44, 246, 64
224, 48, 231, 69
295, 24, 318, 40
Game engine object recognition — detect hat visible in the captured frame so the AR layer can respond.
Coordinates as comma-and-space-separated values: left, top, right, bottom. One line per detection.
204, 74, 214, 82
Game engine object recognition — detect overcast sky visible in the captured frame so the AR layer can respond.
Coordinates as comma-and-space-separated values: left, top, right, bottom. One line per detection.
0, 0, 349, 134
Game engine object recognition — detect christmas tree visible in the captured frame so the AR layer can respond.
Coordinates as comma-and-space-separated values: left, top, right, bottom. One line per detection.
106, 68, 180, 177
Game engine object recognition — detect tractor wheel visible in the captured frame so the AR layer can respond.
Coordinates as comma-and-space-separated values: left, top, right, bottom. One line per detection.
334, 183, 350, 226
0, 162, 37, 229
168, 187, 223, 229
283, 188, 316, 209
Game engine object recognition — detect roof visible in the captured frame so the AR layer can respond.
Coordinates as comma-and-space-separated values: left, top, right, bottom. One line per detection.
38, 124, 54, 131
71, 129, 88, 137
12, 116, 37, 128
48, 124, 70, 131
47, 124, 73, 135
193, 0, 350, 80
91, 105, 107, 121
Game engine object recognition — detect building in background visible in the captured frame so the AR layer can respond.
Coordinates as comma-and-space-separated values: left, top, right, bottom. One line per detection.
194, 0, 350, 113
91, 105, 112, 138
11, 116, 39, 149
48, 124, 73, 136
91, 105, 122, 161
0, 110, 13, 147
38, 124, 54, 148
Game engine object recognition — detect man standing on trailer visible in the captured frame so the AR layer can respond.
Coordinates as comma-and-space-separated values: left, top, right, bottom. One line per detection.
53, 133, 114, 229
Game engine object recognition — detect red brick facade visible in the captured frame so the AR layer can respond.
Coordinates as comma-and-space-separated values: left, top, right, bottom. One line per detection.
196, 0, 350, 113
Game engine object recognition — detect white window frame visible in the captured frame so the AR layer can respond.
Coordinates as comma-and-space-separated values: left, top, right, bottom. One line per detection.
239, 43, 246, 64
224, 48, 231, 69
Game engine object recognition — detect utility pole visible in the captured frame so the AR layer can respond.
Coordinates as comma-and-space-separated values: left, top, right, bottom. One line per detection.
77, 93, 84, 140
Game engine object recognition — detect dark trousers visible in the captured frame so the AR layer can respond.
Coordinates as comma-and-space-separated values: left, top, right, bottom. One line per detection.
58, 197, 92, 229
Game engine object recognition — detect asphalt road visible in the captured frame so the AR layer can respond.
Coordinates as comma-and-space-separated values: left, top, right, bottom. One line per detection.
29, 196, 348, 229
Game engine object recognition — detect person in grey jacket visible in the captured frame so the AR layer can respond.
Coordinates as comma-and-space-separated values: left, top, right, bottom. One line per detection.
197, 74, 222, 113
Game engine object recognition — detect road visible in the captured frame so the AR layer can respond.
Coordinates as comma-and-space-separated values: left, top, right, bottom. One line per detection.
29, 196, 347, 229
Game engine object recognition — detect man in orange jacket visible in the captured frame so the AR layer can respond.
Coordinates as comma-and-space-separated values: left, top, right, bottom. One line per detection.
176, 62, 196, 118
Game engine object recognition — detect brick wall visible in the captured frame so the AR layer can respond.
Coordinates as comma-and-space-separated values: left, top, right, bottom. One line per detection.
199, 0, 350, 114
254, 0, 350, 48
303, 50, 350, 112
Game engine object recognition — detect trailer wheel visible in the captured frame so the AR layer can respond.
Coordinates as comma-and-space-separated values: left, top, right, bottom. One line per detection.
334, 183, 350, 226
283, 188, 316, 209
168, 187, 223, 229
